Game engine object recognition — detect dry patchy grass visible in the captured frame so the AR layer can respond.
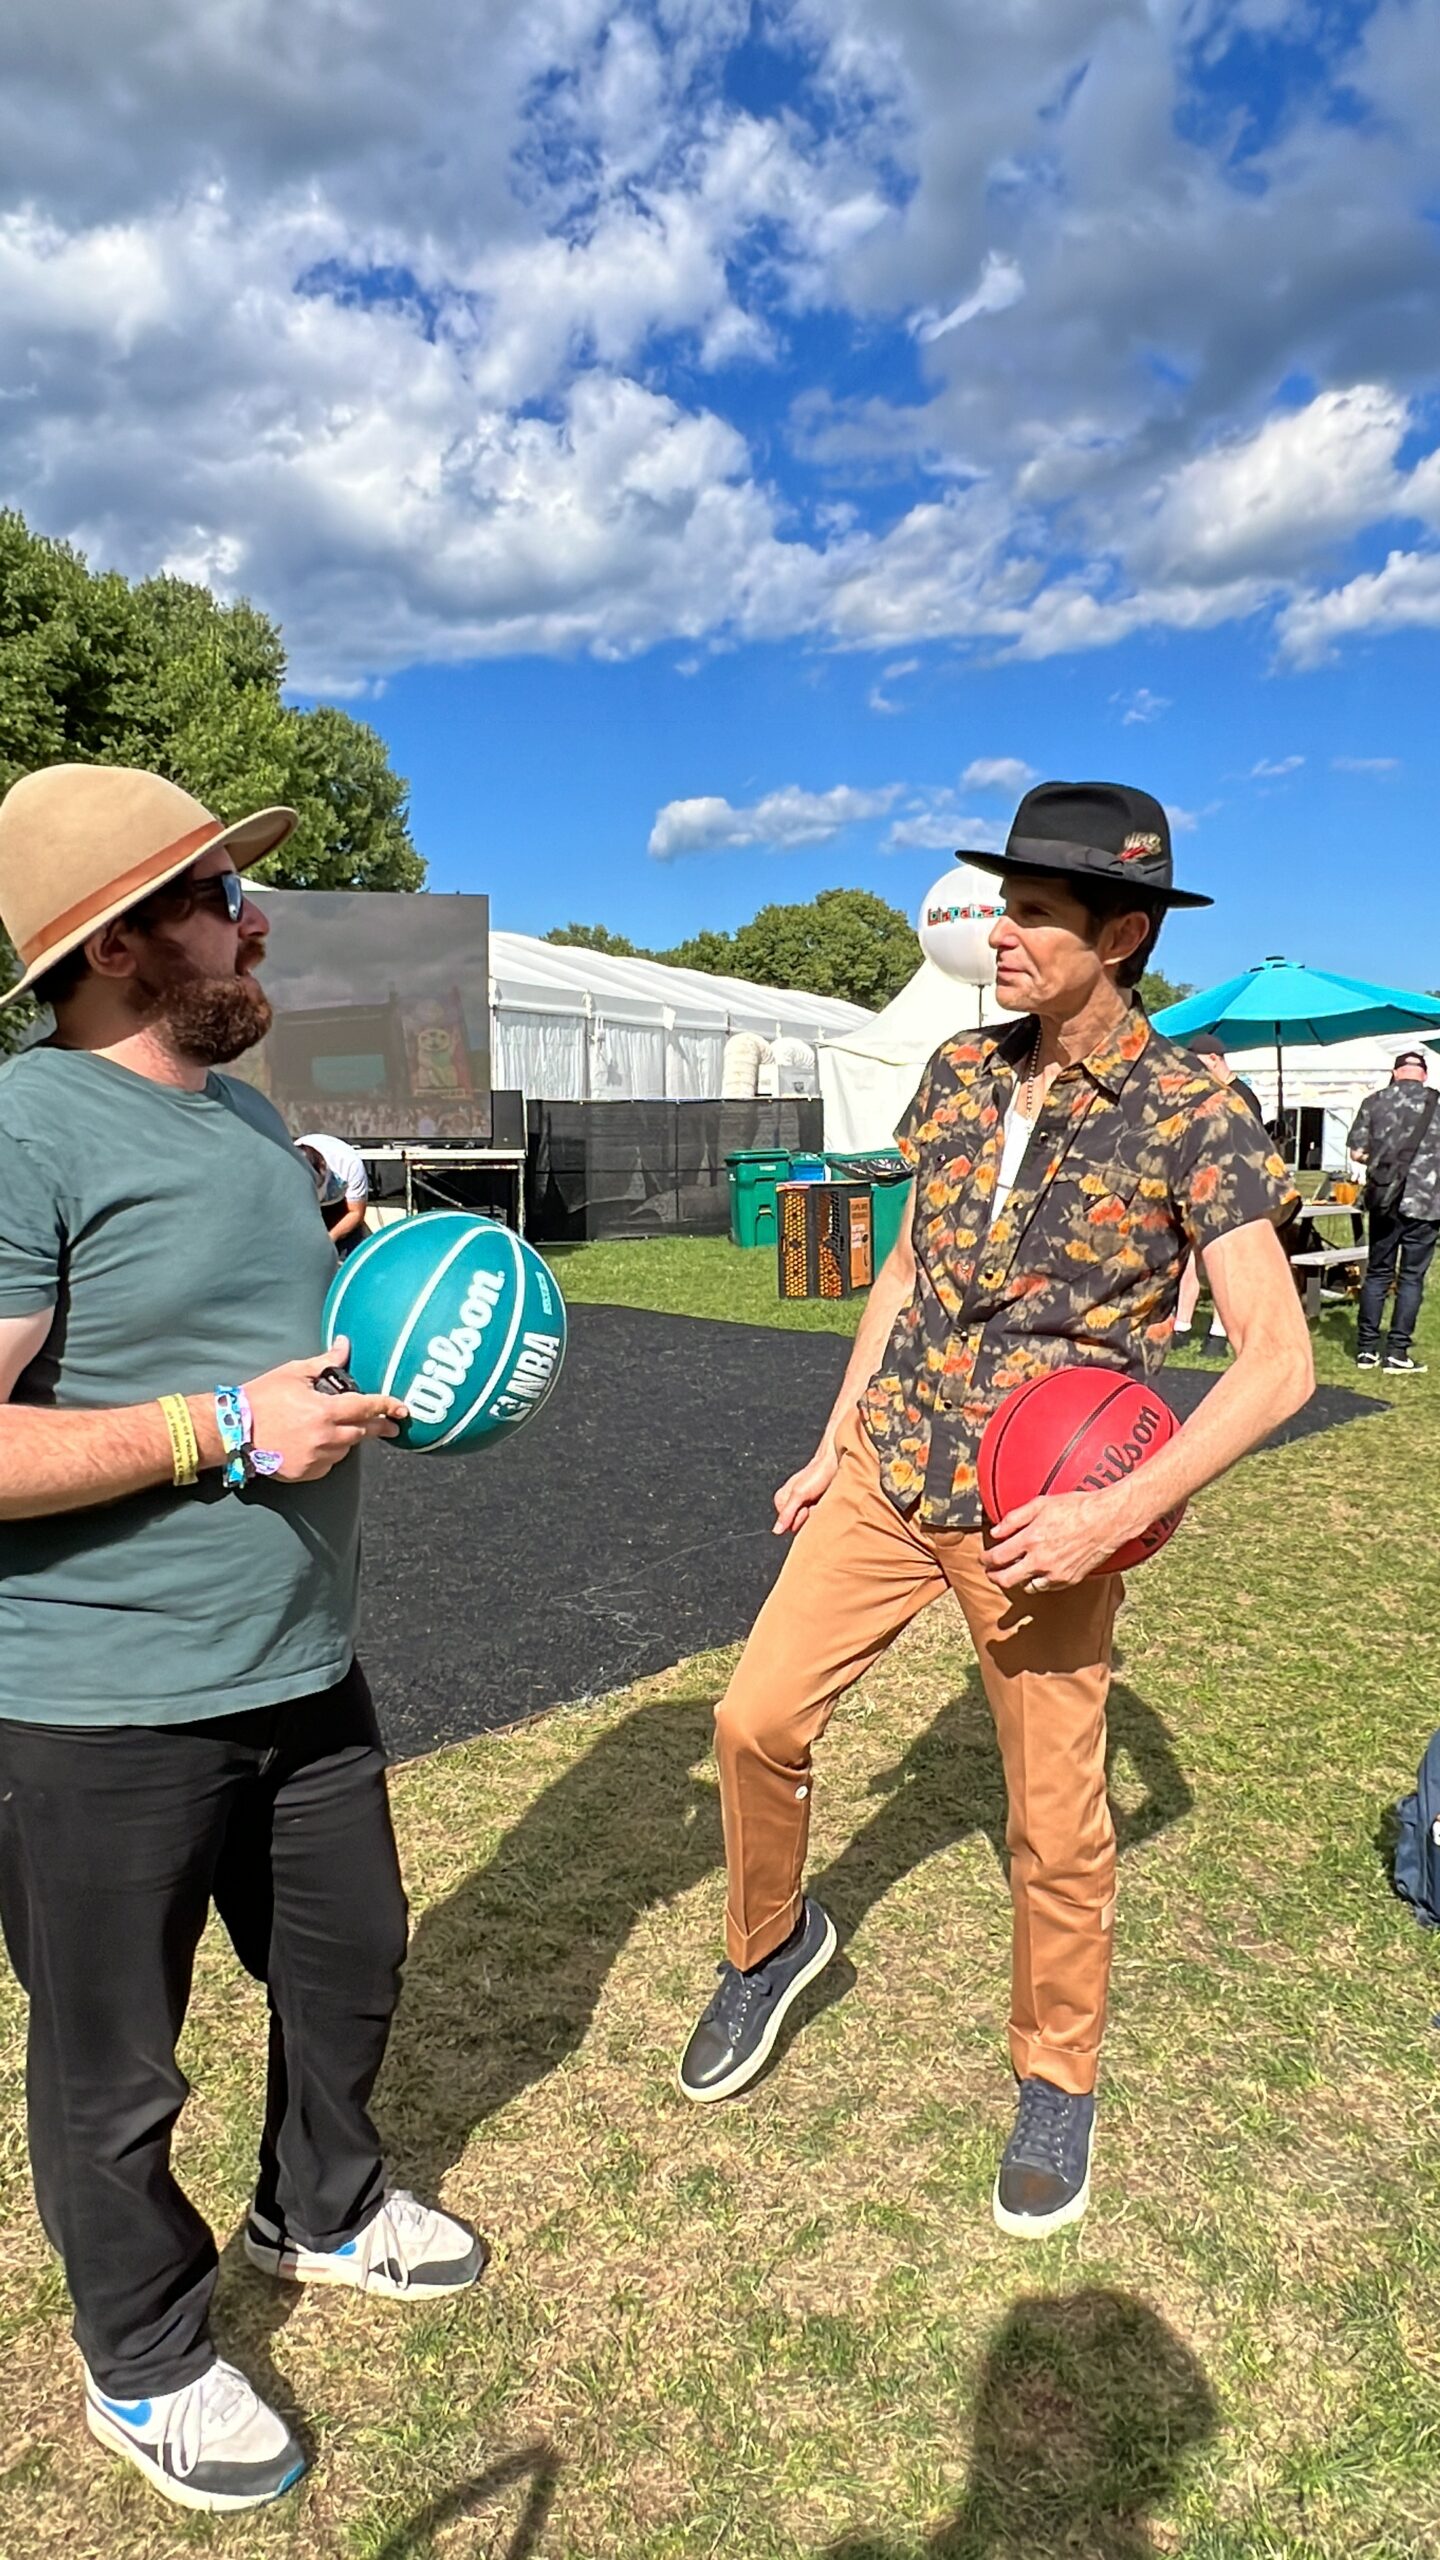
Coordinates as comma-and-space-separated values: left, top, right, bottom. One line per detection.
1, 1267, 1438, 2557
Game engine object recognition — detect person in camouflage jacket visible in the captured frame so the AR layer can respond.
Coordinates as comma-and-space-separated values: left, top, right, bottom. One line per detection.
1348, 1050, 1440, 1373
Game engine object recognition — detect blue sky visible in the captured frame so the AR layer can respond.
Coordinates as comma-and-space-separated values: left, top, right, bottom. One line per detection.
2, 0, 1438, 994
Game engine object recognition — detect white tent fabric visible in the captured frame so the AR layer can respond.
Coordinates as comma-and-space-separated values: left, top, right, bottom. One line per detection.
1216, 1026, 1440, 1166
818, 961, 1007, 1151
487, 932, 871, 1102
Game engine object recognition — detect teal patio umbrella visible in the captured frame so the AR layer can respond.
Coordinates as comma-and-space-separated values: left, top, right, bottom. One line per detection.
1153, 958, 1440, 1126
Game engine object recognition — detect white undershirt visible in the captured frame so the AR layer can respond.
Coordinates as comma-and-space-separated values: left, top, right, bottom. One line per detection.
990, 1092, 1037, 1223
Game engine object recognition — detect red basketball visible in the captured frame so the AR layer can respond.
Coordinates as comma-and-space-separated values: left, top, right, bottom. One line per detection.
978, 1368, 1186, 1576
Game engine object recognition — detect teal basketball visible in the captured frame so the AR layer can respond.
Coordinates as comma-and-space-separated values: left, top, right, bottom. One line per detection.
323, 1213, 567, 1454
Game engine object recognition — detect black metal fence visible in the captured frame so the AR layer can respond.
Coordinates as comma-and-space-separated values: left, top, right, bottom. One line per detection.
526, 1098, 825, 1242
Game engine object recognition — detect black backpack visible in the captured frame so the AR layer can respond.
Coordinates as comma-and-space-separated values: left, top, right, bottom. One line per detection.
1393, 1732, 1440, 1929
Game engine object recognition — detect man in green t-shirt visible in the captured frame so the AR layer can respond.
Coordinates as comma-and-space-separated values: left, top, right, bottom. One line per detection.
0, 764, 483, 2517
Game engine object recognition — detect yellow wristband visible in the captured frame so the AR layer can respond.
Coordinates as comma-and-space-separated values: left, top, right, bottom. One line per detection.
159, 1393, 199, 1488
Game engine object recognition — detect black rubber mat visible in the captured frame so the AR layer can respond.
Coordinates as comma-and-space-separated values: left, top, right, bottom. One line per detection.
358, 1305, 1387, 1757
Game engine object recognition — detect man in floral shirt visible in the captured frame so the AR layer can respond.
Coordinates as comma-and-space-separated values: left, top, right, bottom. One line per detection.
678, 781, 1312, 2237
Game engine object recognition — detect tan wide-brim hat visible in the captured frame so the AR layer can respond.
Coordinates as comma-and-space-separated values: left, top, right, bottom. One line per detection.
0, 763, 298, 1006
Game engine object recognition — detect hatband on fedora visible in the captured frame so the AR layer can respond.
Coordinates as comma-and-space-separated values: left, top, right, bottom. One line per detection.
0, 764, 297, 1007
960, 780, 1212, 910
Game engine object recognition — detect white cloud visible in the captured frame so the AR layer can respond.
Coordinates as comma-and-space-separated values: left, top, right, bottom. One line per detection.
910, 251, 1025, 345
647, 781, 901, 859
867, 656, 920, 713
0, 0, 1438, 679
884, 796, 1008, 855
1128, 389, 1414, 588
1332, 754, 1400, 773
1114, 688, 1170, 726
961, 757, 1034, 794
1166, 804, 1199, 834
1277, 549, 1440, 666
1251, 755, 1305, 778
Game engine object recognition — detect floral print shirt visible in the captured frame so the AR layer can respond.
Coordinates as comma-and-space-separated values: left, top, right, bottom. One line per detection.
860, 1006, 1298, 1528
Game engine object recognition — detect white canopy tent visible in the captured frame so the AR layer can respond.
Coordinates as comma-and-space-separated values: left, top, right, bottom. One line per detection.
817, 961, 1006, 1151
488, 932, 872, 1103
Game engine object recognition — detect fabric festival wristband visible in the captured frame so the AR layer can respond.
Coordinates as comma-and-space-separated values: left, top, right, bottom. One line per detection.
158, 1393, 200, 1488
213, 1385, 284, 1490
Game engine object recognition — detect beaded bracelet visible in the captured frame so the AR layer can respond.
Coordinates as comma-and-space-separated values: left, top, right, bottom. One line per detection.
213, 1385, 284, 1491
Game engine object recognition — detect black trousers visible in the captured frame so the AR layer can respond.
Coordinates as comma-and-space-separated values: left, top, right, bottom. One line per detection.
0, 1661, 408, 2397
1357, 1207, 1440, 1357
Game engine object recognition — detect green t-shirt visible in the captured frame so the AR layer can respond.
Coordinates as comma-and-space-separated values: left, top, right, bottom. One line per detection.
0, 1046, 361, 1723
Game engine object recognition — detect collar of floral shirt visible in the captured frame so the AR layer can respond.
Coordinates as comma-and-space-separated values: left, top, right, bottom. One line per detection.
987, 999, 1152, 1101
958, 1002, 1156, 1311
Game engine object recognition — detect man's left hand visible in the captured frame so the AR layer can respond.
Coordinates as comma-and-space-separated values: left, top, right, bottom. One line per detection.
984, 1488, 1131, 1591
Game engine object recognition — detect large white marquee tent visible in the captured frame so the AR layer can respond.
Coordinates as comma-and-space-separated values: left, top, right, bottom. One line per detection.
488, 932, 872, 1102
818, 961, 1006, 1150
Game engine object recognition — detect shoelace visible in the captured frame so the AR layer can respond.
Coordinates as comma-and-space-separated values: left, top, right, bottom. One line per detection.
1008, 2080, 1075, 2177
353, 2188, 437, 2287
165, 2360, 256, 2479
707, 1960, 773, 2042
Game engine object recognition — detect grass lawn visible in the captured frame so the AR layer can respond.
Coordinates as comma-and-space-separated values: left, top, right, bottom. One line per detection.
2, 1244, 1438, 2556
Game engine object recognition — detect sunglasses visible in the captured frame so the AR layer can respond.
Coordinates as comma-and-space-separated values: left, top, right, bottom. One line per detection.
185, 871, 247, 924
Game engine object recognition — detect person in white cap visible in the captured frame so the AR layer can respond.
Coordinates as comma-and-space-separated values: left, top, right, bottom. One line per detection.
0, 765, 483, 2516
297, 1129, 371, 1253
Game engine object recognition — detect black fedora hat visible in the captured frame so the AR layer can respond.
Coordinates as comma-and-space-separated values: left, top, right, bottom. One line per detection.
961, 781, 1212, 911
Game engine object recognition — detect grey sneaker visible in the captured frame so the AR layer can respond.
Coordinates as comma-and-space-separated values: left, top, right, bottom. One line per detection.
84, 2358, 305, 2513
677, 1899, 837, 2102
245, 2190, 485, 2298
992, 2078, 1095, 2238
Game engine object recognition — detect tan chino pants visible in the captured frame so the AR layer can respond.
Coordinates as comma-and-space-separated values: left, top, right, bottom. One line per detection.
714, 1406, 1122, 2095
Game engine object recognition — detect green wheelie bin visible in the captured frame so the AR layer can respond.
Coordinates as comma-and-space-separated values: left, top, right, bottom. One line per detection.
726, 1149, 794, 1248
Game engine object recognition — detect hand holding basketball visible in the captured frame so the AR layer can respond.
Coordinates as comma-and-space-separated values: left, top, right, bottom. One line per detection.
983, 1487, 1140, 1592
244, 1338, 408, 1482
978, 1368, 1187, 1588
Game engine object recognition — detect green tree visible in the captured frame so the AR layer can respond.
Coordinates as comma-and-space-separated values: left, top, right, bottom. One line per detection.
545, 922, 648, 957
728, 887, 918, 1008
1138, 967, 1194, 1014
0, 513, 421, 1045
656, 927, 739, 977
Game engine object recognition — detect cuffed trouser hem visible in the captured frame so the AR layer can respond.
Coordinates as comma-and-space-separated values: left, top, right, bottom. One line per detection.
1008, 2033, 1102, 2097
725, 1891, 804, 1973
712, 1405, 1120, 2070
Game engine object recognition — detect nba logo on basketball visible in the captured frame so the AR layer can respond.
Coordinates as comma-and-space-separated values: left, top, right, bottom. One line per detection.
324, 1214, 567, 1454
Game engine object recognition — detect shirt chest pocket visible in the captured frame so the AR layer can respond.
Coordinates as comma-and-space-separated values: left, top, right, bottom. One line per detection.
1038, 1145, 1173, 1265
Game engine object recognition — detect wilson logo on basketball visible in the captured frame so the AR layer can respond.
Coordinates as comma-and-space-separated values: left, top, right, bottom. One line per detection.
402, 1266, 561, 1427
1074, 1402, 1164, 1490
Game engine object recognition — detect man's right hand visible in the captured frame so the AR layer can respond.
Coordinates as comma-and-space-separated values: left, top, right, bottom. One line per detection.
774, 1437, 841, 1536
241, 1339, 407, 1482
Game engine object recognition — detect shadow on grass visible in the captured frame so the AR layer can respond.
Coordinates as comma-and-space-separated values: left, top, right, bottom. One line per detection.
216, 1672, 1190, 2411
819, 2289, 1217, 2559
215, 1694, 722, 2421
384, 1690, 725, 2197
776, 1674, 1192, 2067
368, 2440, 559, 2560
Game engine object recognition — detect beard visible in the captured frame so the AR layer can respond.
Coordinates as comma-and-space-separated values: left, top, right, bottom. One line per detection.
126, 936, 273, 1064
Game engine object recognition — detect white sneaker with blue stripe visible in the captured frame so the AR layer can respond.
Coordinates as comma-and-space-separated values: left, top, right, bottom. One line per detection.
84, 2358, 305, 2512
244, 2188, 485, 2298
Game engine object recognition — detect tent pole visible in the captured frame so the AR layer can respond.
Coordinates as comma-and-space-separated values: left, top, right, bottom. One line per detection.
1275, 1029, 1286, 1156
